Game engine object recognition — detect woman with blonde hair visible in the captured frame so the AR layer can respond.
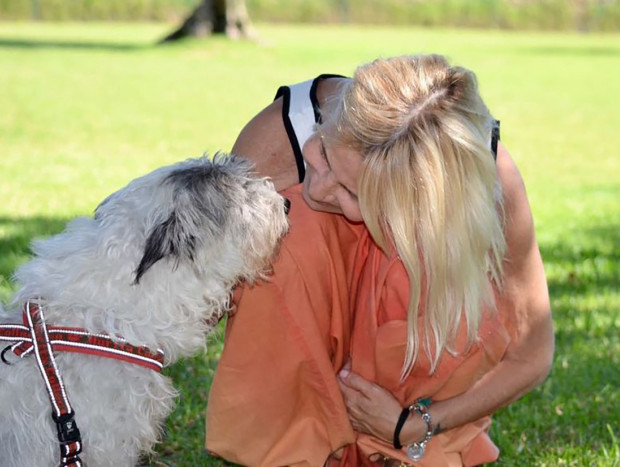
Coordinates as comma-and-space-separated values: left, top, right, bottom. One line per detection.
206, 54, 553, 466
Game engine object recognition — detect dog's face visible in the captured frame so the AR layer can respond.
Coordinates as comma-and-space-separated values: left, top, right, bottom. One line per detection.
94, 154, 289, 287
10, 154, 287, 356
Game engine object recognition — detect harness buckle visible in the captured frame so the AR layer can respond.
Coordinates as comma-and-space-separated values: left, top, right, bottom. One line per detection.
1, 346, 14, 365
52, 412, 82, 444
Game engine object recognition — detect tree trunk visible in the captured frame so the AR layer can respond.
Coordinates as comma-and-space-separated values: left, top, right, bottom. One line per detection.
161, 0, 255, 43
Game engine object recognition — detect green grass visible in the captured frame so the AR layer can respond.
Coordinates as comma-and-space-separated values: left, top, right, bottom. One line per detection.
0, 22, 618, 466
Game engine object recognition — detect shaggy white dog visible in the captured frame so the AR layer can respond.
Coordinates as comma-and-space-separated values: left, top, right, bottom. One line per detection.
0, 154, 289, 467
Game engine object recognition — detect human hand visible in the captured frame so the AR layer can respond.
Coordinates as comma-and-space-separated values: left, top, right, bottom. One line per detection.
337, 363, 403, 444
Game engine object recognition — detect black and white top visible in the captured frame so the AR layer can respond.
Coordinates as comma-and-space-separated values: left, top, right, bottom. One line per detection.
275, 74, 344, 183
275, 75, 500, 184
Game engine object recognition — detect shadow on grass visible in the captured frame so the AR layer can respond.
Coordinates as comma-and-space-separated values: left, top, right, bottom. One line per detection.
541, 223, 619, 297
0, 37, 152, 51
540, 222, 619, 369
145, 336, 236, 466
492, 224, 619, 462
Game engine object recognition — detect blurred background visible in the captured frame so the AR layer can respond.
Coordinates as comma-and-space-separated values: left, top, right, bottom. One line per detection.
0, 1, 618, 465
2, 0, 620, 31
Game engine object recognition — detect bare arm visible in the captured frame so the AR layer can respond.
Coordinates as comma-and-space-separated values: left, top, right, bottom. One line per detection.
231, 98, 300, 192
231, 77, 348, 192
338, 142, 554, 445
412, 143, 554, 437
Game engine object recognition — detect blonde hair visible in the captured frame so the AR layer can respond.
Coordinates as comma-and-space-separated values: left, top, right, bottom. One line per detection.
322, 54, 506, 377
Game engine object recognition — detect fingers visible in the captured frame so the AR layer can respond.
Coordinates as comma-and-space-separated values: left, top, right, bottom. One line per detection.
337, 379, 364, 427
339, 368, 382, 399
337, 369, 404, 442
337, 377, 366, 409
337, 379, 377, 436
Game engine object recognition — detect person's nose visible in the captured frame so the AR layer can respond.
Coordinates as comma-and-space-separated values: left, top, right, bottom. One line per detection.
308, 172, 337, 203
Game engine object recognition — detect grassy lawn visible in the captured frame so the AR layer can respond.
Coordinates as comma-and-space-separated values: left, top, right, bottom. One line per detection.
1, 22, 618, 466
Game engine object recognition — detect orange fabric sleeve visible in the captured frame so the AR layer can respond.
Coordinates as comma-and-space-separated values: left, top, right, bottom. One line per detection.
206, 185, 363, 466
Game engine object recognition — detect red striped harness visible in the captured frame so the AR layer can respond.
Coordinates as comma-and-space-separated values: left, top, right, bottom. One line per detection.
0, 301, 165, 467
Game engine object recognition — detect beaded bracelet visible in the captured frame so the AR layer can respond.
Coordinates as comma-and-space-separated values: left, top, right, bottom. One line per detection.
405, 402, 433, 461
392, 398, 432, 452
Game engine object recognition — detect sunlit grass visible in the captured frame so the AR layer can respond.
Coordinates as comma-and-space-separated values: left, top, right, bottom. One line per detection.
1, 22, 618, 466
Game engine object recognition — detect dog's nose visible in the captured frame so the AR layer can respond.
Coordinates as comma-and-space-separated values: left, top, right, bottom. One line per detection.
283, 198, 291, 215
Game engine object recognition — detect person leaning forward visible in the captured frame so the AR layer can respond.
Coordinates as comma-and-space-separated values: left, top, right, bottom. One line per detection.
206, 54, 554, 466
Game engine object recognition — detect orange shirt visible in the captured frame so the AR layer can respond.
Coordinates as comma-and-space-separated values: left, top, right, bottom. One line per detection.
206, 185, 363, 466
334, 230, 510, 466
206, 185, 510, 466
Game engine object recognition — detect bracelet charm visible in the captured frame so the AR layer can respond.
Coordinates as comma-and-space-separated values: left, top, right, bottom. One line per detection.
406, 441, 426, 461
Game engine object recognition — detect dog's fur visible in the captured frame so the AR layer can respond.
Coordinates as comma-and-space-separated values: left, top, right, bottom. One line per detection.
0, 154, 289, 466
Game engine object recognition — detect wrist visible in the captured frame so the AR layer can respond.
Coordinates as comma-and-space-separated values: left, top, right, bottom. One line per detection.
393, 399, 436, 461
406, 403, 447, 440
399, 409, 427, 445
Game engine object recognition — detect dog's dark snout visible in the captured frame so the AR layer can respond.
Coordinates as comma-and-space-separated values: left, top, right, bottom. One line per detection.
283, 198, 291, 215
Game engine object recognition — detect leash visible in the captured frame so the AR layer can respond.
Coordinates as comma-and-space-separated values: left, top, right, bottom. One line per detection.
0, 300, 165, 467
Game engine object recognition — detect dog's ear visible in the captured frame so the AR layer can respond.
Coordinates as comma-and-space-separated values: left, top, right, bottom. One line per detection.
133, 155, 246, 284
133, 211, 196, 284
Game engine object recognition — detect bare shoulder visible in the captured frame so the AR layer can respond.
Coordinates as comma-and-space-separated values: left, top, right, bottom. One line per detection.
231, 98, 299, 191
496, 142, 535, 255
230, 76, 349, 191
496, 143, 526, 203
316, 76, 350, 105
